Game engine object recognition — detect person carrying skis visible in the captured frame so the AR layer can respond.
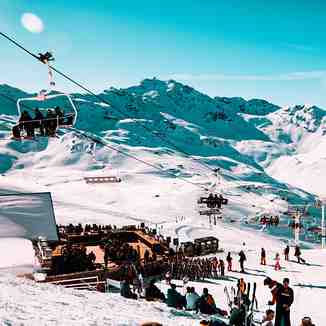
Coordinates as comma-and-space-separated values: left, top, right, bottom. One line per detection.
274, 278, 294, 326
226, 252, 232, 271
284, 245, 290, 261
261, 248, 267, 265
238, 250, 246, 273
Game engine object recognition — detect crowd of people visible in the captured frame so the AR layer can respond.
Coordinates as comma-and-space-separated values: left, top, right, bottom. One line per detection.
57, 223, 115, 237
120, 272, 315, 326
103, 239, 140, 265
12, 107, 73, 138
60, 244, 97, 274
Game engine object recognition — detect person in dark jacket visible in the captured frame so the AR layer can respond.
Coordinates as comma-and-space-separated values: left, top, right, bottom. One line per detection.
54, 106, 64, 125
226, 252, 232, 271
145, 279, 165, 302
19, 110, 34, 137
12, 124, 21, 138
34, 108, 45, 136
166, 283, 185, 309
284, 245, 290, 261
239, 250, 246, 273
197, 288, 218, 315
294, 246, 305, 264
274, 278, 294, 326
120, 279, 137, 300
261, 248, 266, 265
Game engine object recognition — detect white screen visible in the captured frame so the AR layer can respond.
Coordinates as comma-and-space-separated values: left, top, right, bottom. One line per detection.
0, 192, 58, 241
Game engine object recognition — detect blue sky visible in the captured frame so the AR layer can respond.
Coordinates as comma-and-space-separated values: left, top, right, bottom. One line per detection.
1, 0, 326, 107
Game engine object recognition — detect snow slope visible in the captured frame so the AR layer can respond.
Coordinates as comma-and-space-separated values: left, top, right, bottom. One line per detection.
0, 79, 325, 325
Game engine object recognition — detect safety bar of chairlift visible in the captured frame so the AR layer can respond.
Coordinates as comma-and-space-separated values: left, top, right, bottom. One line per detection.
17, 93, 78, 126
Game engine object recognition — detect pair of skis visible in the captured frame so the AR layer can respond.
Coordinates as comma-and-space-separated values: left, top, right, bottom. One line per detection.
247, 282, 257, 326
224, 285, 236, 310
225, 282, 258, 326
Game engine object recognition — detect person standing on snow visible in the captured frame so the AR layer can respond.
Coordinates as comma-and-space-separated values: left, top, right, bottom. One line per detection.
226, 252, 233, 271
284, 245, 290, 261
261, 248, 267, 265
237, 278, 247, 296
274, 253, 281, 271
294, 245, 305, 264
238, 250, 246, 273
274, 278, 294, 326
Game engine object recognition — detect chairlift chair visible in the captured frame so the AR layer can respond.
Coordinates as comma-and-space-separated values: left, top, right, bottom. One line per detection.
14, 51, 78, 138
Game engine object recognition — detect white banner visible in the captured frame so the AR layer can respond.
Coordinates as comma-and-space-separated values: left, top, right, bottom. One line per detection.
0, 192, 58, 241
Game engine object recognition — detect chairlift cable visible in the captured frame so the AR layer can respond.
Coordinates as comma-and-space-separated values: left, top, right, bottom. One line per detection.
0, 90, 206, 190
0, 31, 220, 176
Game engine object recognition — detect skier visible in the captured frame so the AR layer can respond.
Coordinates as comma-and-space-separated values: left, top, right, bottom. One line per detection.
238, 250, 246, 273
226, 252, 232, 271
274, 278, 294, 326
274, 253, 281, 271
284, 245, 290, 261
261, 248, 267, 265
294, 245, 306, 264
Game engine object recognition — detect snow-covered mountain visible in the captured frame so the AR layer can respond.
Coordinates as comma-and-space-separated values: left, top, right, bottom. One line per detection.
0, 79, 326, 326
0, 78, 324, 199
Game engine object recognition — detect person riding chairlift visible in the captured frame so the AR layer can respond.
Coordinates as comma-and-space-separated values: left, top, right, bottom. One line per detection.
19, 110, 34, 137
45, 109, 57, 136
54, 106, 64, 125
34, 108, 45, 136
